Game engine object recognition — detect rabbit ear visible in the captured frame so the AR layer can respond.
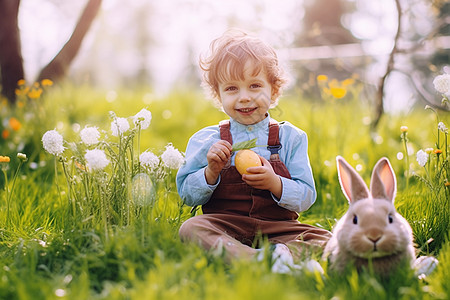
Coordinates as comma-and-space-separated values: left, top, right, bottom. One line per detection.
370, 157, 396, 202
336, 156, 369, 203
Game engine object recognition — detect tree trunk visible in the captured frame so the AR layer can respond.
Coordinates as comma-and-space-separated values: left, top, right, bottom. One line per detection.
371, 0, 402, 131
0, 0, 24, 103
37, 0, 102, 82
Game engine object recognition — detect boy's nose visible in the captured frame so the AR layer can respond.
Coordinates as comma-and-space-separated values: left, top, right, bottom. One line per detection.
238, 90, 251, 102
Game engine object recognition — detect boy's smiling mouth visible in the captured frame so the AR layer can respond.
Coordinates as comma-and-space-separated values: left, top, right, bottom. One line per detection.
236, 107, 257, 114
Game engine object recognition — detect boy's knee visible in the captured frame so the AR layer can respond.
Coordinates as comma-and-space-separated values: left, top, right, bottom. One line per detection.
179, 217, 203, 241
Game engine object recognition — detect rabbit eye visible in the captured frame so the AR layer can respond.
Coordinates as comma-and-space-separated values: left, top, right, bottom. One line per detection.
388, 214, 393, 224
352, 215, 358, 224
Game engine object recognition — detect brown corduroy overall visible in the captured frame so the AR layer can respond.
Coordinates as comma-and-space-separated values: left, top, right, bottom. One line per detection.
179, 120, 331, 261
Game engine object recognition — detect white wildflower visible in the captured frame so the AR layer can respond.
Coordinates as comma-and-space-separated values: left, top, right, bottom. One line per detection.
438, 122, 448, 133
416, 149, 429, 167
140, 151, 159, 169
80, 126, 100, 145
133, 108, 152, 129
111, 117, 130, 136
42, 130, 65, 155
432, 73, 450, 95
17, 152, 27, 162
85, 149, 109, 171
161, 144, 184, 169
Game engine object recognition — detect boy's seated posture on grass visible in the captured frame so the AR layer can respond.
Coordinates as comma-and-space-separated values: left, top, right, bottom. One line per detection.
176, 29, 331, 273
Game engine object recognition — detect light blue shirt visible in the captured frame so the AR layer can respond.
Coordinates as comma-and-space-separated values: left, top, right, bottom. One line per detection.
176, 115, 316, 213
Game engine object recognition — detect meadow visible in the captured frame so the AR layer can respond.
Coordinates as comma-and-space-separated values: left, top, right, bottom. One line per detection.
0, 78, 449, 300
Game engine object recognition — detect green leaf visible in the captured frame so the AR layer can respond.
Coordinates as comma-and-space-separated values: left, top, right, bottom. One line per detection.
232, 138, 267, 151
232, 138, 257, 151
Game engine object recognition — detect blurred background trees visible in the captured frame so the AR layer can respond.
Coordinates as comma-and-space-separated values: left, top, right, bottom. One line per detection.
0, 0, 448, 123
0, 0, 102, 103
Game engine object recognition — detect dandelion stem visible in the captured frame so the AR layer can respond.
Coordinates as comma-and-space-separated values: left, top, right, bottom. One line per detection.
61, 160, 76, 220
7, 160, 24, 226
401, 131, 410, 188
54, 157, 64, 209
2, 165, 10, 225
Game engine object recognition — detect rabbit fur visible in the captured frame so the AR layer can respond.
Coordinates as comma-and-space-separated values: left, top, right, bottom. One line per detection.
323, 156, 416, 274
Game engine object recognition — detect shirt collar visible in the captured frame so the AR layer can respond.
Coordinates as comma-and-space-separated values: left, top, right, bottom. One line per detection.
229, 114, 270, 132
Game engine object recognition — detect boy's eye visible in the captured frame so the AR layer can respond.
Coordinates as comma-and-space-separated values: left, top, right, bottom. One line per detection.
250, 83, 262, 89
225, 86, 237, 92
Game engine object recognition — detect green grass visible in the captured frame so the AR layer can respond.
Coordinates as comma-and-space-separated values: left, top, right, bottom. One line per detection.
0, 82, 449, 299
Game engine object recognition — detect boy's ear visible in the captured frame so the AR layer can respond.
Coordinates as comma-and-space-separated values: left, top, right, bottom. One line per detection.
271, 88, 278, 102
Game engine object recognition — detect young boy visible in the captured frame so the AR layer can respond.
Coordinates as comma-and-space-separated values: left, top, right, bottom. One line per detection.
176, 29, 331, 273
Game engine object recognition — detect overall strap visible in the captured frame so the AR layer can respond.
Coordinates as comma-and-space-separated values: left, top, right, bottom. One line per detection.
219, 120, 232, 144
268, 120, 282, 160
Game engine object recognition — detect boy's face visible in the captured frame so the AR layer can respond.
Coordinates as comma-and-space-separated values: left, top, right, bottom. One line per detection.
218, 61, 274, 125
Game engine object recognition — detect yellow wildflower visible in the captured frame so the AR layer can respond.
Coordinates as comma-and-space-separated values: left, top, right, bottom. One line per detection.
28, 87, 43, 99
317, 75, 328, 82
41, 79, 53, 87
330, 87, 347, 99
17, 100, 25, 108
15, 86, 29, 97
9, 117, 21, 131
342, 78, 355, 86
0, 156, 11, 163
434, 149, 443, 154
17, 79, 26, 86
425, 148, 434, 154
400, 126, 408, 133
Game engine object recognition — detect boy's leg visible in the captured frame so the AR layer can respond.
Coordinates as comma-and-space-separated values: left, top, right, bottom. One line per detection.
179, 214, 258, 261
257, 219, 332, 260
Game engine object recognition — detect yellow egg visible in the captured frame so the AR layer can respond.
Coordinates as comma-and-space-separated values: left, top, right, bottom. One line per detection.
235, 149, 262, 175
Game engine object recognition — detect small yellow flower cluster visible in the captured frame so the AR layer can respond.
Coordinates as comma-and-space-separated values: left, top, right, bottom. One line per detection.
316, 74, 358, 99
15, 79, 53, 100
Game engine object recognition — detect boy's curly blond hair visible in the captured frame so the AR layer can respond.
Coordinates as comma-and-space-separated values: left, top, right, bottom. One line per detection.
199, 29, 288, 108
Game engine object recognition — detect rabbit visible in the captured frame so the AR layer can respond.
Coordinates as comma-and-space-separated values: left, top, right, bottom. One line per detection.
322, 156, 417, 274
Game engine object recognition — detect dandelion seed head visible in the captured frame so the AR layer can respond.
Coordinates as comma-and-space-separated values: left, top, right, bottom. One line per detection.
80, 126, 100, 145
416, 149, 428, 167
433, 73, 450, 95
133, 108, 152, 129
42, 130, 65, 156
140, 151, 159, 169
85, 149, 109, 171
111, 117, 130, 136
161, 144, 184, 169
438, 122, 448, 133
400, 126, 408, 133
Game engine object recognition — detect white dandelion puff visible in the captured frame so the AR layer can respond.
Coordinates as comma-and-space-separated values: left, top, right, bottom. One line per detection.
85, 149, 110, 171
80, 126, 100, 145
438, 122, 448, 133
161, 144, 184, 169
139, 151, 159, 169
111, 117, 130, 136
416, 149, 429, 167
133, 108, 152, 130
433, 73, 450, 95
42, 130, 65, 155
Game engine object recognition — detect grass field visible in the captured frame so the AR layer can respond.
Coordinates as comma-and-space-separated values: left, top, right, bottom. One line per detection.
0, 81, 449, 300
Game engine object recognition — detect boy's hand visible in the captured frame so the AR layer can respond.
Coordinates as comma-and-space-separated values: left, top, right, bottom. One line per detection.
205, 140, 232, 185
242, 156, 282, 198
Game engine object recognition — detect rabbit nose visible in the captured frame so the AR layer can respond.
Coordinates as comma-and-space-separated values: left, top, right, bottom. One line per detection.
366, 229, 383, 243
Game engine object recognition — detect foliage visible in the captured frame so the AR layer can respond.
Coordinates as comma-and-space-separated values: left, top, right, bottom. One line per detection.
0, 77, 449, 299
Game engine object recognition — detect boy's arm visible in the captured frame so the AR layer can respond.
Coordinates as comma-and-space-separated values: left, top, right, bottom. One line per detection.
176, 127, 221, 207
273, 127, 316, 212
